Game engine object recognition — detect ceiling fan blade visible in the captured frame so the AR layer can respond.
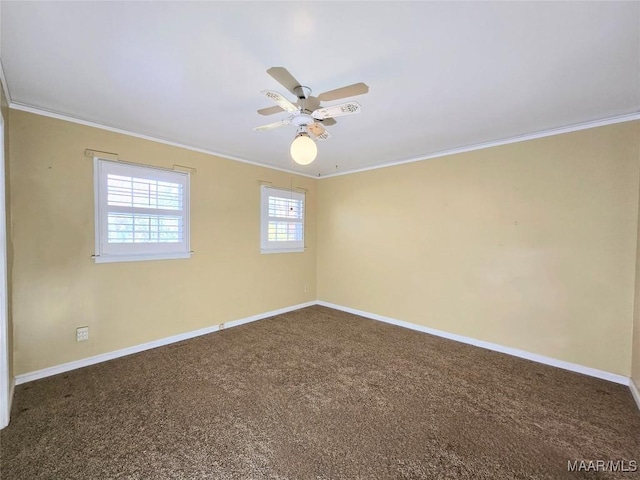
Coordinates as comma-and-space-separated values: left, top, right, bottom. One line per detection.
257, 105, 285, 116
267, 67, 303, 96
318, 82, 369, 102
261, 90, 298, 113
308, 122, 331, 141
322, 118, 337, 127
253, 118, 292, 132
312, 102, 361, 120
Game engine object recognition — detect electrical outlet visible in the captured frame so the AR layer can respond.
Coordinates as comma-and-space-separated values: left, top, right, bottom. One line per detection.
304, 285, 309, 292
76, 326, 89, 342
219, 323, 225, 330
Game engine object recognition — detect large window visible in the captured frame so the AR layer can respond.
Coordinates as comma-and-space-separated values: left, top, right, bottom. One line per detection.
94, 158, 190, 263
260, 185, 305, 254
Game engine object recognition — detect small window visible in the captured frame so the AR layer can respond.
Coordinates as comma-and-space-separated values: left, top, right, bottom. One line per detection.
260, 185, 305, 254
94, 158, 190, 263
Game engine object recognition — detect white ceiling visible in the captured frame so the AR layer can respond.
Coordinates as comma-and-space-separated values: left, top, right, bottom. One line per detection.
2, 1, 639, 177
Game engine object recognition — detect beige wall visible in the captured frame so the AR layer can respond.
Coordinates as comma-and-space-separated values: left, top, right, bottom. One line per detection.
318, 122, 640, 377
9, 110, 317, 375
8, 108, 640, 381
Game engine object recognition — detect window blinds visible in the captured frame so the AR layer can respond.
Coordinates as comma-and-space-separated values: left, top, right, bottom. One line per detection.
106, 174, 184, 244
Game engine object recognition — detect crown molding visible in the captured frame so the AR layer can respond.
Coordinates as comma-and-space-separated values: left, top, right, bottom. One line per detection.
318, 112, 640, 179
9, 102, 318, 179
9, 101, 639, 181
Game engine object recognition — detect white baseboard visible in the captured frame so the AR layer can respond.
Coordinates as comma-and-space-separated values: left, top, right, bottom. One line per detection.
15, 301, 316, 386
13, 299, 638, 413
317, 301, 630, 386
630, 379, 640, 412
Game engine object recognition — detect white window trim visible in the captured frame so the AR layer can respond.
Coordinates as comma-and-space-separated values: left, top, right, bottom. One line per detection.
94, 252, 192, 264
93, 157, 191, 264
260, 185, 305, 254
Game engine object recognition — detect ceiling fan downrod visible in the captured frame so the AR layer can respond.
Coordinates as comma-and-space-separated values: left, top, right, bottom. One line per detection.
293, 86, 311, 100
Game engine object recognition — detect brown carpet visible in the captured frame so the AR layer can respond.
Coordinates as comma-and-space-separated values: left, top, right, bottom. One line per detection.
1, 306, 638, 479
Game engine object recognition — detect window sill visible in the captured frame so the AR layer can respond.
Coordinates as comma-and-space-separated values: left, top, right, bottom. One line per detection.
260, 248, 305, 254
94, 252, 192, 264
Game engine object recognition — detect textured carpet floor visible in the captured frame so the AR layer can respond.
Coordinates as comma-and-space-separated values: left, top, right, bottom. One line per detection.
1, 306, 639, 479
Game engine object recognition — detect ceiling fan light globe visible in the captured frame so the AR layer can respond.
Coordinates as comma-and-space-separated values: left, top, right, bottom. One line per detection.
290, 134, 317, 165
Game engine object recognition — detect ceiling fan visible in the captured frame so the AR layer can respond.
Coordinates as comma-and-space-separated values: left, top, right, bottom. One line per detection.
253, 67, 369, 165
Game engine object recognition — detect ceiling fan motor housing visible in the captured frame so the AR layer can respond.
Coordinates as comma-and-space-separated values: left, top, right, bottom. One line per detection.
291, 113, 315, 127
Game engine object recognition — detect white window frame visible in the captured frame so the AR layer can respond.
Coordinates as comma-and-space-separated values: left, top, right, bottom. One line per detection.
94, 157, 191, 263
260, 185, 305, 254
